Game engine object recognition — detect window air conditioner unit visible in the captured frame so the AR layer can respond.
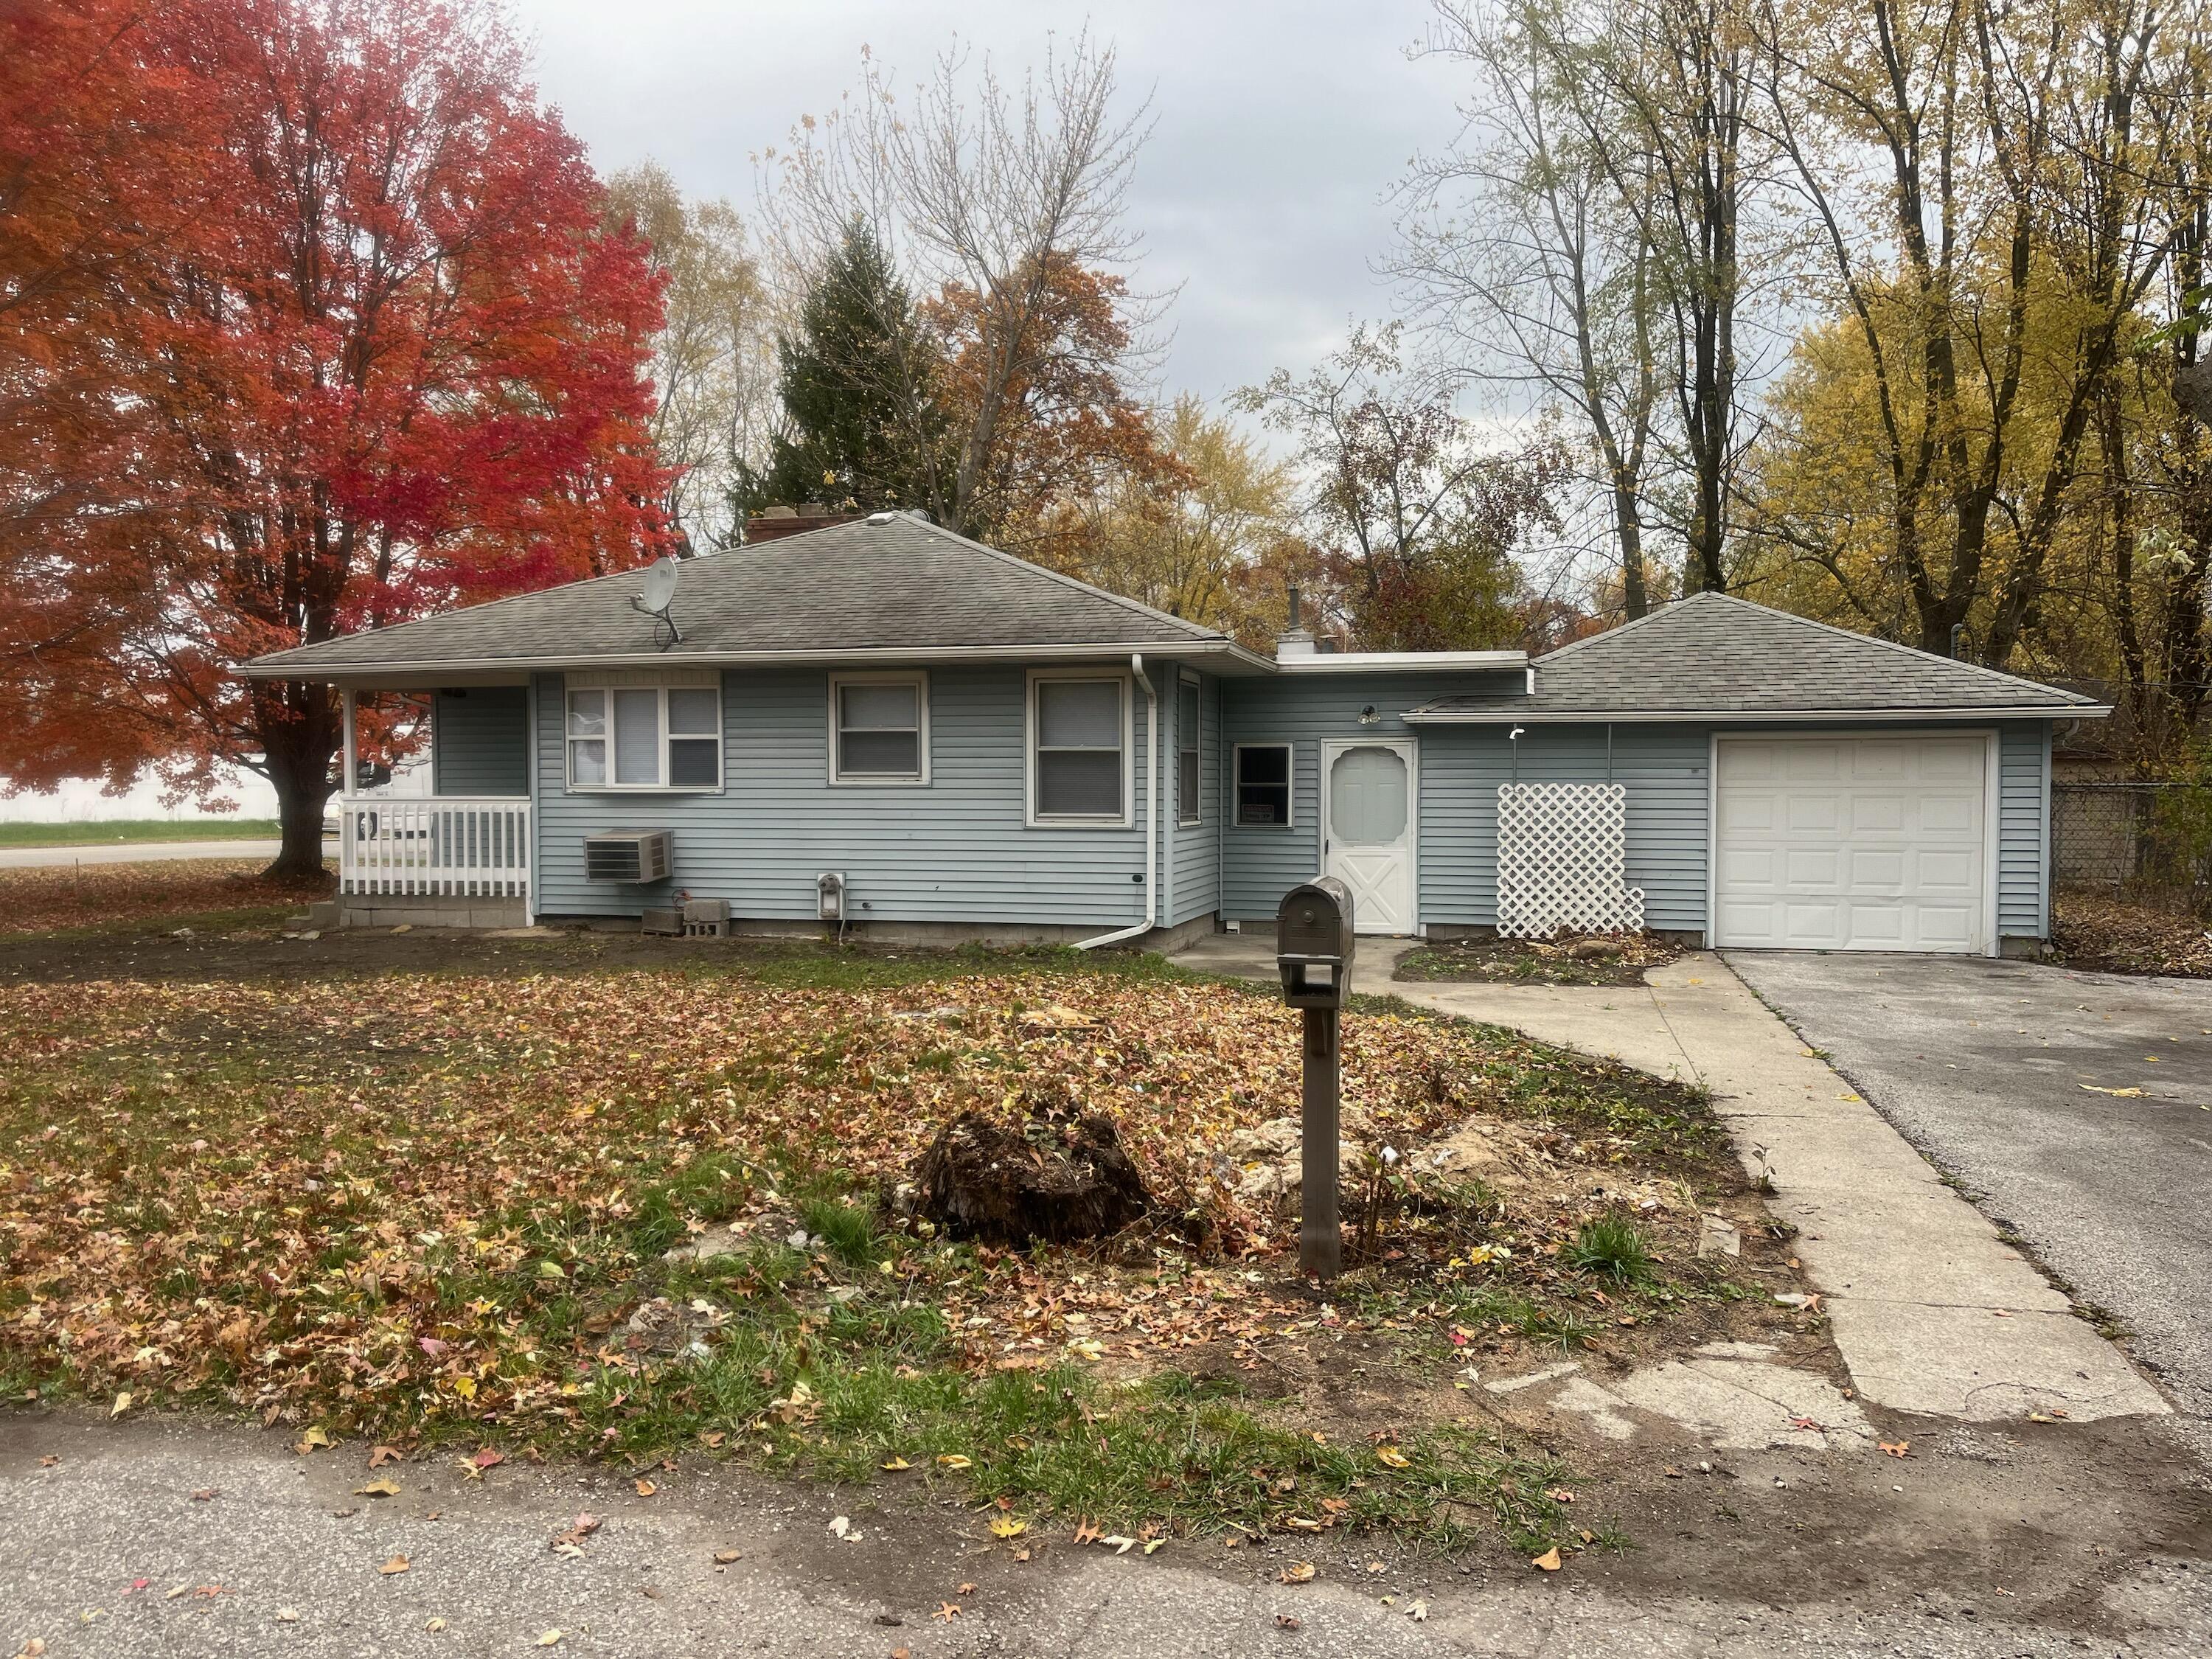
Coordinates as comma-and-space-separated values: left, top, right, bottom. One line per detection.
585, 829, 672, 883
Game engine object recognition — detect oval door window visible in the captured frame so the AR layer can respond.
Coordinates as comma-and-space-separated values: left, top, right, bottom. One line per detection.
1329, 745, 1408, 844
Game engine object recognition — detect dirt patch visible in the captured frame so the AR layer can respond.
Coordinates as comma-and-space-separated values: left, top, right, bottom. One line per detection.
2053, 888, 2212, 978
1395, 932, 1686, 987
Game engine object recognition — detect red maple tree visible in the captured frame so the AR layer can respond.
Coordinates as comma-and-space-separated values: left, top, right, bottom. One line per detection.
1, 0, 672, 873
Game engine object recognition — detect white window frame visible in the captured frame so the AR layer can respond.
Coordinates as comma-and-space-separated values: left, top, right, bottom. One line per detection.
1232, 742, 1295, 830
1175, 671, 1203, 828
1024, 667, 1133, 829
828, 670, 931, 787
564, 670, 723, 793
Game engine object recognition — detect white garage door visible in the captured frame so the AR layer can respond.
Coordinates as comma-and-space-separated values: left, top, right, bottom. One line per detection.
1714, 734, 1991, 954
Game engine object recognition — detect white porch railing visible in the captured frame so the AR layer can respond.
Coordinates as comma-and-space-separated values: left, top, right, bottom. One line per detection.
337, 796, 531, 900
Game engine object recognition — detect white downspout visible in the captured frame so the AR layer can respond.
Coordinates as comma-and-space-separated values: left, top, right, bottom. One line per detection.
1074, 653, 1158, 950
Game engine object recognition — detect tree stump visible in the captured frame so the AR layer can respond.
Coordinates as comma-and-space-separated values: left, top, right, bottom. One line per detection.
912, 1112, 1152, 1245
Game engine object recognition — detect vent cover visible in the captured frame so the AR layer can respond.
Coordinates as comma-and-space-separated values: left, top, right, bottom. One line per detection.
585, 829, 672, 883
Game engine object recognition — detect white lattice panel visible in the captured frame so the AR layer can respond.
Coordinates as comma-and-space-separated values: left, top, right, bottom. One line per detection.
1495, 782, 1645, 938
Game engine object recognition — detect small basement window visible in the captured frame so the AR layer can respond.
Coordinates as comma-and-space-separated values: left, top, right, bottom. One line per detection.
1176, 675, 1201, 827
1234, 742, 1293, 827
1029, 669, 1129, 825
566, 680, 721, 790
831, 672, 929, 784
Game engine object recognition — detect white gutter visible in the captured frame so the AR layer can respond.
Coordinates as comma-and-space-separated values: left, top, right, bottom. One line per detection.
239, 639, 1277, 683
1272, 649, 1526, 673
1075, 653, 1159, 950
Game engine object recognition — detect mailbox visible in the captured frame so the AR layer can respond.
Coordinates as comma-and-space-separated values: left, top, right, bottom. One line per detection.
1276, 877, 1356, 1009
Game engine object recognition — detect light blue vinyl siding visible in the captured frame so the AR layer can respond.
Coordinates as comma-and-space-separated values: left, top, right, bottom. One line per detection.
1218, 702, 2052, 942
1169, 672, 1221, 925
431, 687, 529, 796
1411, 723, 1712, 932
1997, 720, 2046, 938
530, 664, 1163, 925
1217, 671, 1530, 927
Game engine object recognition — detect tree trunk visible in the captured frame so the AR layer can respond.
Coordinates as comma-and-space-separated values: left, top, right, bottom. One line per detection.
259, 684, 337, 880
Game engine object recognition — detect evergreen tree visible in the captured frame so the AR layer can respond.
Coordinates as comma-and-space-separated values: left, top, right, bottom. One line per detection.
736, 220, 944, 517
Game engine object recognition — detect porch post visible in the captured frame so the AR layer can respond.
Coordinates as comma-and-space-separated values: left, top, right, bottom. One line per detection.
340, 687, 357, 796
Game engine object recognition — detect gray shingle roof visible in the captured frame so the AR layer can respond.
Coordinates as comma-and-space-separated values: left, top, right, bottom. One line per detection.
243, 515, 1241, 678
1405, 593, 2104, 720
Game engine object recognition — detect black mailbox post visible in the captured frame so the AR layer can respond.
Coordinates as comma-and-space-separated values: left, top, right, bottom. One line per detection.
1276, 877, 1355, 1278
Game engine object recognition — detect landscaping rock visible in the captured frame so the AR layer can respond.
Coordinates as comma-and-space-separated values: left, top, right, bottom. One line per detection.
912, 1111, 1151, 1244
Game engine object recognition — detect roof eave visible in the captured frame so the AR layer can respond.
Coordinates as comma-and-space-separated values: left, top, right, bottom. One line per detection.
1272, 650, 1528, 674
239, 637, 1276, 685
1400, 704, 2110, 724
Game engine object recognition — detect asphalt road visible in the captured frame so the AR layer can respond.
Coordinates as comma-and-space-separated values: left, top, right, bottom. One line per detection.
0, 839, 288, 868
4, 1412, 2207, 1659
1728, 952, 2212, 1422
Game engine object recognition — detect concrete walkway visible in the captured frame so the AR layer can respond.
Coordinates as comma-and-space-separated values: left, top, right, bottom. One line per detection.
1169, 936, 2168, 1425
0, 839, 293, 868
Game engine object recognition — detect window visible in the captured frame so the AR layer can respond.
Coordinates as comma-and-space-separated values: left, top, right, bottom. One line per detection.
1234, 743, 1293, 827
1028, 669, 1128, 825
831, 672, 929, 784
1176, 675, 1202, 827
566, 680, 720, 790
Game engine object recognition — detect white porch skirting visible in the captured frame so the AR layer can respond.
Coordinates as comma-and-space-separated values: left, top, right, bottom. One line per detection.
337, 796, 530, 901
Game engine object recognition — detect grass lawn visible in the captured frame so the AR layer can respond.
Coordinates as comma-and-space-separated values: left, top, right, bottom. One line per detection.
0, 929, 1770, 1557
0, 858, 331, 936
0, 817, 285, 847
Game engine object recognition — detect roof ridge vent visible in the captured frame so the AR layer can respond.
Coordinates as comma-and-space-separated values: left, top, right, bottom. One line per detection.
866, 510, 898, 525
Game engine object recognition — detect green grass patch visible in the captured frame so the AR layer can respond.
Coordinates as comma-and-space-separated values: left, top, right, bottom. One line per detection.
0, 818, 285, 847
1563, 1215, 1658, 1284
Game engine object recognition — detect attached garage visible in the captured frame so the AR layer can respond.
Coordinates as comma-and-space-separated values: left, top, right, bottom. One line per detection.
1398, 593, 2107, 957
1712, 734, 1994, 953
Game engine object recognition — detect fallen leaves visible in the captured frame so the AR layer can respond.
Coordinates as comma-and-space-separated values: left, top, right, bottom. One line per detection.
988, 1516, 1028, 1540
1374, 1445, 1411, 1469
1279, 1562, 1317, 1584
1530, 1547, 1562, 1572
378, 1555, 410, 1576
354, 1476, 401, 1498
1879, 1440, 1913, 1458
549, 1513, 601, 1554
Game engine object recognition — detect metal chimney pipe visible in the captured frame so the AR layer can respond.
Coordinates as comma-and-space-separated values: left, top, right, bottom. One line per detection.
1287, 584, 1302, 630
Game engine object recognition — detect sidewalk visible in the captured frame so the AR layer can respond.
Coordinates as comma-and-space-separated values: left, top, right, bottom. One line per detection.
1168, 936, 2168, 1424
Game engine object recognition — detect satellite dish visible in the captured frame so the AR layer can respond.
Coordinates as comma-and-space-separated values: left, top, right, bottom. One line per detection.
639, 557, 678, 613
630, 556, 683, 649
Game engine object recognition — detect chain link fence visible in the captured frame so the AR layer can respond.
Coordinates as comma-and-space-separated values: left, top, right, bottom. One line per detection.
2051, 782, 2212, 917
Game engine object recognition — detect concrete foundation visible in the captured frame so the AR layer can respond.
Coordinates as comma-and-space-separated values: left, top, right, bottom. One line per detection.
530, 912, 1222, 953
339, 896, 530, 930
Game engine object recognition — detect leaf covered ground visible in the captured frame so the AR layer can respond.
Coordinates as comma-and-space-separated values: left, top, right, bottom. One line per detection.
2053, 888, 2212, 978
0, 942, 1761, 1554
0, 858, 330, 936
1393, 931, 1686, 987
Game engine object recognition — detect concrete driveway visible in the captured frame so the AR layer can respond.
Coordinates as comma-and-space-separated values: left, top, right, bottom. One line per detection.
1728, 952, 2212, 1423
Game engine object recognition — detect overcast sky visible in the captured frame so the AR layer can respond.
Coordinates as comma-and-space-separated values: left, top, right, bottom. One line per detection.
509, 0, 1467, 406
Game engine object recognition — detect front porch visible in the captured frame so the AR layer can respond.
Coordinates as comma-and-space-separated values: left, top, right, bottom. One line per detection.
334, 793, 530, 927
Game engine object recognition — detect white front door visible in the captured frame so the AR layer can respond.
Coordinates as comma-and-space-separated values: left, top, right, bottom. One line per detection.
1712, 733, 1994, 953
1321, 739, 1416, 934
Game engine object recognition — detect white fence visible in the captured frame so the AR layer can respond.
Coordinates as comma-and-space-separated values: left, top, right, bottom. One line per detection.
337, 796, 529, 900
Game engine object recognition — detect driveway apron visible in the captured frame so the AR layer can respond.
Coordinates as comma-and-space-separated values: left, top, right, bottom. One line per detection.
1172, 937, 2169, 1424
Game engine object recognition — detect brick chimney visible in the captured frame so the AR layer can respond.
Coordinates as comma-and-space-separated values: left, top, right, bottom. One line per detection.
744, 502, 863, 543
